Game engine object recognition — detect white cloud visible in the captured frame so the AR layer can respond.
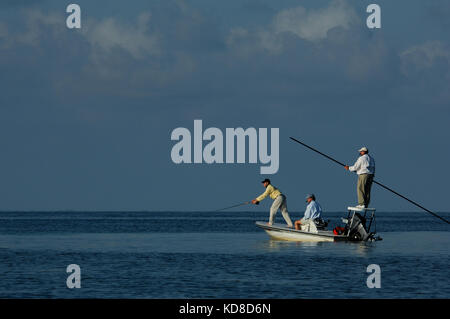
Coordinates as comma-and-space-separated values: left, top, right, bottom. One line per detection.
4, 9, 160, 62
400, 41, 450, 73
1, 8, 165, 93
397, 41, 450, 107
226, 27, 282, 55
273, 0, 358, 41
83, 12, 160, 60
227, 0, 359, 55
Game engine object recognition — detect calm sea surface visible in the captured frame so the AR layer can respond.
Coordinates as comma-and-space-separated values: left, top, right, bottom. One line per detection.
0, 211, 449, 298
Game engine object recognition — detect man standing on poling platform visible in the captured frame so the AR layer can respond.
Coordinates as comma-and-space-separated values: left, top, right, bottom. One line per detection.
345, 147, 375, 208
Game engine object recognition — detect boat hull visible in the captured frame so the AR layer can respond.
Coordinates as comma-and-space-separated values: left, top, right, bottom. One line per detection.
256, 221, 347, 242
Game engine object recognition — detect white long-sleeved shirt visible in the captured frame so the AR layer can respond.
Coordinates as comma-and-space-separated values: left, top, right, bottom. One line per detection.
349, 154, 375, 175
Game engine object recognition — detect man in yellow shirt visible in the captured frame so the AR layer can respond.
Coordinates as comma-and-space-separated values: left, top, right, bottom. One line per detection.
252, 179, 293, 227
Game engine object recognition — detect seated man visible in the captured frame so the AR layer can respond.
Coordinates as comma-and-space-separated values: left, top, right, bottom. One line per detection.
295, 194, 323, 230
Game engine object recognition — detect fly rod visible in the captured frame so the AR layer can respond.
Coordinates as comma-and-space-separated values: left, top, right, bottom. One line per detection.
289, 136, 450, 224
214, 201, 253, 212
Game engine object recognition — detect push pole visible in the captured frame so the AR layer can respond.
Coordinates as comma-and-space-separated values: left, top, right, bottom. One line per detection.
289, 137, 449, 224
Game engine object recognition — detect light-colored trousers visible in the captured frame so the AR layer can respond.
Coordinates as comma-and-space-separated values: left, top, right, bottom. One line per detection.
269, 194, 293, 227
357, 174, 374, 207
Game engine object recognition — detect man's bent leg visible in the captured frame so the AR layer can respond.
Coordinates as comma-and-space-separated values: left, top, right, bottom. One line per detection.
295, 217, 307, 230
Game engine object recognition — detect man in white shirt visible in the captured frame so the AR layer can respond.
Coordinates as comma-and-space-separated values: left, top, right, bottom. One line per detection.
345, 147, 375, 208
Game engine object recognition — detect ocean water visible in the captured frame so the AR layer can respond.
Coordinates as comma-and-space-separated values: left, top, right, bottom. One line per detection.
0, 211, 449, 298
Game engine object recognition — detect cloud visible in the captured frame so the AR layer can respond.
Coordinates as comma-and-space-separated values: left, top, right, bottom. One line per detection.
400, 41, 450, 74
0, 1, 449, 211
273, 0, 358, 41
226, 1, 393, 86
7, 9, 64, 47
226, 27, 282, 55
4, 8, 160, 61
227, 0, 359, 55
82, 12, 160, 61
0, 2, 443, 107
0, 8, 166, 93
398, 41, 450, 105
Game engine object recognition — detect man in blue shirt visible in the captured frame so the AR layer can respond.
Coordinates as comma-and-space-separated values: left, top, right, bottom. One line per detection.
295, 194, 322, 230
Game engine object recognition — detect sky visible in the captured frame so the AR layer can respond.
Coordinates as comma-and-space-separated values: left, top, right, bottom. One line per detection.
0, 0, 449, 213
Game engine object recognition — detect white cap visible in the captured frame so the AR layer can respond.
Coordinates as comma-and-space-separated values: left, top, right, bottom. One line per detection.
358, 147, 368, 152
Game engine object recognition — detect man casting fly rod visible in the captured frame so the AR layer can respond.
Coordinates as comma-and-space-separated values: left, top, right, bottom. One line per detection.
251, 179, 294, 227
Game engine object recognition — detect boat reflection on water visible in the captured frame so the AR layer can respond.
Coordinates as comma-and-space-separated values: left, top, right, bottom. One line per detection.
259, 236, 377, 257
268, 238, 320, 249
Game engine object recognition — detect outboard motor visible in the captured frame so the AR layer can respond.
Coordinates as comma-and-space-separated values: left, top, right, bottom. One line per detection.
314, 218, 329, 230
346, 213, 370, 241
342, 207, 381, 242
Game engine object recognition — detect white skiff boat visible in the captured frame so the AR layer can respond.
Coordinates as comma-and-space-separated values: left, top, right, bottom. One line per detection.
256, 206, 381, 242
